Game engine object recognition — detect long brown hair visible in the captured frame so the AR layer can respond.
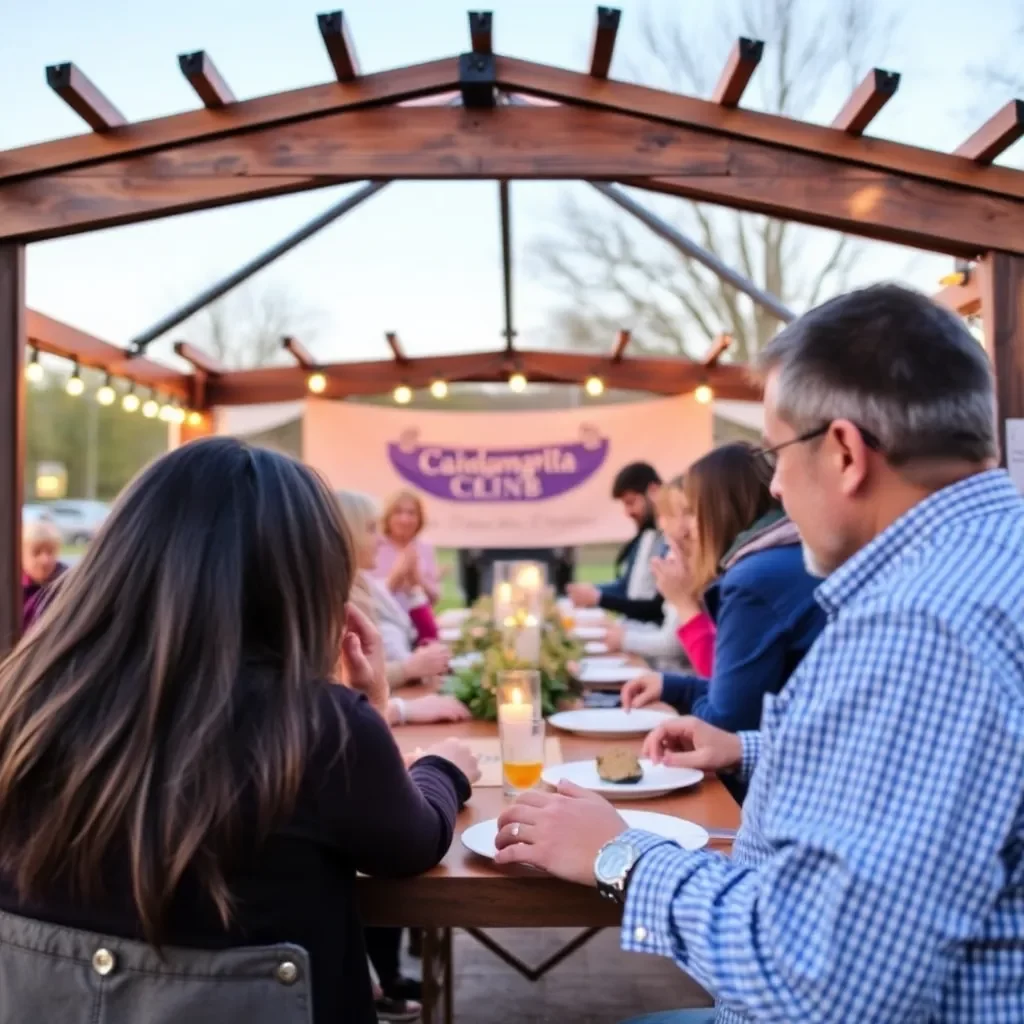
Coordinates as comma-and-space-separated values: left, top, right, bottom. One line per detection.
684, 443, 776, 592
0, 438, 354, 941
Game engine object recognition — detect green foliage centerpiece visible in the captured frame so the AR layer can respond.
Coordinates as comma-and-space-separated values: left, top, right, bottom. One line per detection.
449, 597, 584, 720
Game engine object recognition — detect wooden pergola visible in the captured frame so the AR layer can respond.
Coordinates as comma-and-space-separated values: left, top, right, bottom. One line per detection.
1, 7, 1022, 652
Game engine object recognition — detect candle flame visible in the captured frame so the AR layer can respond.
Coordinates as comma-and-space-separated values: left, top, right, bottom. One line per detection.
511, 688, 523, 705
516, 566, 541, 589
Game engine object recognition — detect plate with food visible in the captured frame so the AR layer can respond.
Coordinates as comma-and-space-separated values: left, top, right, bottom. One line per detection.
542, 750, 703, 799
546, 707, 673, 737
461, 808, 708, 860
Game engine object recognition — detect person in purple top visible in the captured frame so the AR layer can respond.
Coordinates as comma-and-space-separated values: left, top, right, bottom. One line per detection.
21, 518, 68, 633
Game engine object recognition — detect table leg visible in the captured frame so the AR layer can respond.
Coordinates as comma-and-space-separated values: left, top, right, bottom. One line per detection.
420, 927, 454, 1024
443, 927, 454, 1024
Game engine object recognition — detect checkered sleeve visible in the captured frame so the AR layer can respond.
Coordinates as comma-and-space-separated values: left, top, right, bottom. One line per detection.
737, 730, 760, 782
618, 605, 1024, 1022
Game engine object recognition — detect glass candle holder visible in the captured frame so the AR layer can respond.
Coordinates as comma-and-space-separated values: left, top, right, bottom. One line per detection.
492, 561, 547, 629
497, 670, 544, 797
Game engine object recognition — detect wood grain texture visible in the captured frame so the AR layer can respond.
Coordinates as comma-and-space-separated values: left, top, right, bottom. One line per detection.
4, 105, 1024, 253
178, 51, 236, 110
711, 38, 763, 107
831, 69, 900, 136
955, 100, 1024, 165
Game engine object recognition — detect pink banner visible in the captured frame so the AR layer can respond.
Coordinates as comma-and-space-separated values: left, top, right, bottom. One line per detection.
302, 396, 712, 548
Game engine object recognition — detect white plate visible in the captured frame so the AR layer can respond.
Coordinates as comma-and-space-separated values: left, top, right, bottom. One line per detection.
576, 664, 647, 686
571, 625, 606, 640
439, 627, 462, 643
542, 759, 703, 800
584, 641, 609, 655
462, 809, 708, 860
571, 608, 607, 623
438, 608, 471, 627
547, 707, 673, 737
449, 652, 484, 672
579, 655, 629, 671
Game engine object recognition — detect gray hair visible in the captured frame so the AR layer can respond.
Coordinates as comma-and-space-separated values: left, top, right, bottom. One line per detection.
334, 489, 379, 536
757, 284, 997, 466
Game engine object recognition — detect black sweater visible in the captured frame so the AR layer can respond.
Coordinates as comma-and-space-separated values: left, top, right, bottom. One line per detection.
0, 683, 470, 1023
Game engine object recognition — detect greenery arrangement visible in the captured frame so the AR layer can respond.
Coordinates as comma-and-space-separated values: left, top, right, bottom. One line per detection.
448, 597, 584, 721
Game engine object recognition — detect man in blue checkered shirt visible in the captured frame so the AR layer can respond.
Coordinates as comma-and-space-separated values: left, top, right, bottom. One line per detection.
495, 284, 1024, 1022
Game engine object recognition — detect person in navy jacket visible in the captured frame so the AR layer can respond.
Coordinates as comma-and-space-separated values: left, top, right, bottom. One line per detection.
622, 443, 824, 734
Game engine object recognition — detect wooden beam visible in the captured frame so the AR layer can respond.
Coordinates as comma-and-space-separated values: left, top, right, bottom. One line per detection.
979, 253, 1024, 468
589, 7, 621, 80
0, 58, 461, 184
832, 69, 900, 136
0, 246, 25, 653
26, 310, 190, 398
318, 11, 360, 83
499, 180, 515, 350
493, 56, 1024, 205
385, 332, 407, 362
45, 63, 127, 132
173, 341, 226, 375
933, 278, 981, 318
711, 38, 763, 107
5, 105, 1024, 255
469, 11, 493, 55
955, 100, 1024, 166
178, 51, 236, 109
282, 335, 316, 368
703, 333, 732, 367
611, 329, 631, 362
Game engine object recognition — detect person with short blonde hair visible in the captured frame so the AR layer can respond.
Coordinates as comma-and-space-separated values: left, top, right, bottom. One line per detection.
21, 517, 67, 633
374, 488, 442, 609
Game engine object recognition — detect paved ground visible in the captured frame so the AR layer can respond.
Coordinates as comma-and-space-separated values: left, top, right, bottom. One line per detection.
413, 927, 712, 1023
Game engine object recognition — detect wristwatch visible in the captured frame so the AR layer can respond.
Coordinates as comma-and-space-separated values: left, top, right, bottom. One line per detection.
594, 838, 640, 904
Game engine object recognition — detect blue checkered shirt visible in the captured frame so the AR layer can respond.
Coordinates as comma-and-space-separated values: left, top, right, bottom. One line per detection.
620, 470, 1024, 1022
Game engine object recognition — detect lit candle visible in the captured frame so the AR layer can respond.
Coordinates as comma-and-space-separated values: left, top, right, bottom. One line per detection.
498, 687, 534, 725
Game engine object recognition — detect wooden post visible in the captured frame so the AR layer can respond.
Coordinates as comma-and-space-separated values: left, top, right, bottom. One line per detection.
0, 245, 25, 654
979, 252, 1024, 468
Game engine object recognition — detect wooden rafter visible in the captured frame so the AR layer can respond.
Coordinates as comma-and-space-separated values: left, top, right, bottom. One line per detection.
282, 335, 316, 368
702, 333, 732, 367
319, 11, 360, 83
611, 329, 631, 362
469, 11, 493, 55
178, 51, 236, 109
385, 332, 407, 362
173, 341, 226, 375
45, 63, 126, 132
589, 7, 621, 80
955, 100, 1024, 166
711, 38, 763, 107
832, 69, 899, 136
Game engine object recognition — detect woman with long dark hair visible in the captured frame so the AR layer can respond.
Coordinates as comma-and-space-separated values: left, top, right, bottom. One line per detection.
0, 438, 478, 1023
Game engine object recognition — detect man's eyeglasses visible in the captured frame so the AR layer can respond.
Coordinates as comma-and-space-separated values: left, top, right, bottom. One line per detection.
754, 423, 883, 470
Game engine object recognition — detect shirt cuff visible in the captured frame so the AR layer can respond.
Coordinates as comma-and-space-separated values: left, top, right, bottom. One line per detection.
738, 730, 761, 782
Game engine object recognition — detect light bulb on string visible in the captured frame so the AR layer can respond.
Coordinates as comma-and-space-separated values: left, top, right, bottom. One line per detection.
584, 376, 604, 397
307, 372, 327, 394
508, 372, 527, 393
430, 380, 448, 399
187, 411, 203, 427
65, 363, 85, 397
122, 386, 141, 413
24, 349, 44, 384
393, 384, 412, 405
159, 401, 176, 423
96, 375, 116, 406
694, 383, 714, 405
142, 394, 160, 419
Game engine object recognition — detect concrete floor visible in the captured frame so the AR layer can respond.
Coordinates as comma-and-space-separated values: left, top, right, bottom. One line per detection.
430, 927, 713, 1023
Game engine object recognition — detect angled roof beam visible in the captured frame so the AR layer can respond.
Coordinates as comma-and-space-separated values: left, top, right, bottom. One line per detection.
178, 51, 236, 109
385, 331, 407, 362
589, 7, 622, 79
129, 181, 387, 353
955, 100, 1024, 165
832, 69, 900, 136
469, 11, 493, 54
702, 333, 732, 367
592, 183, 796, 323
173, 341, 226, 375
318, 11, 360, 83
282, 335, 316, 368
611, 329, 631, 362
499, 180, 515, 350
711, 38, 763, 107
45, 63, 126, 132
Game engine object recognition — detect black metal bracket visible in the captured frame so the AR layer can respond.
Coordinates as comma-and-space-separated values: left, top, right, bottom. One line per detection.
459, 52, 496, 109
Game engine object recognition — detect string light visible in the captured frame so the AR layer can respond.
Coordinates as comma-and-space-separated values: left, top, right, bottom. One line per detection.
142, 393, 160, 419
430, 380, 448, 399
96, 374, 116, 406
393, 384, 413, 405
694, 383, 714, 405
508, 372, 527, 393
584, 376, 605, 397
24, 349, 44, 384
65, 363, 85, 397
187, 411, 204, 427
158, 400, 177, 423
122, 385, 141, 413
307, 372, 327, 394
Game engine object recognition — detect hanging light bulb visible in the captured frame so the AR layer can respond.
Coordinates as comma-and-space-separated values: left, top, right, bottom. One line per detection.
158, 400, 177, 422
694, 383, 714, 405
65, 362, 85, 397
122, 385, 141, 413
24, 349, 44, 384
307, 372, 327, 394
508, 372, 527, 393
393, 384, 413, 405
142, 393, 160, 419
96, 374, 116, 406
187, 410, 203, 427
430, 380, 448, 399
584, 376, 605, 397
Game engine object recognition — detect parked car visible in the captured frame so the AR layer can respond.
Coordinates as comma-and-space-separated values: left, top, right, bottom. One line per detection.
38, 500, 109, 546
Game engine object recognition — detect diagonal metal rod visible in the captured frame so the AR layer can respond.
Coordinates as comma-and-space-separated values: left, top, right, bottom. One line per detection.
591, 182, 796, 324
128, 180, 389, 354
499, 180, 515, 351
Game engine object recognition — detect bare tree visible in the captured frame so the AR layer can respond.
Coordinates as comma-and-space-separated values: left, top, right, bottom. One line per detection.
531, 0, 895, 362
182, 281, 325, 370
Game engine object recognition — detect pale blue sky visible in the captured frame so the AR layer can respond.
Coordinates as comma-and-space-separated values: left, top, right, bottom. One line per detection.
3, 0, 1021, 371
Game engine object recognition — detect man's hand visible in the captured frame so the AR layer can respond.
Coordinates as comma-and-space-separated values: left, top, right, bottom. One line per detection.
340, 602, 389, 717
566, 582, 601, 609
642, 716, 742, 773
493, 780, 628, 885
620, 671, 663, 710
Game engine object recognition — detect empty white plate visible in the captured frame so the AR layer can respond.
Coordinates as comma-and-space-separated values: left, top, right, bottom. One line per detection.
571, 626, 606, 640
439, 627, 462, 643
449, 652, 484, 672
547, 707, 673, 737
571, 608, 607, 623
584, 641, 610, 655
438, 608, 471, 627
576, 664, 648, 687
462, 809, 708, 860
579, 655, 629, 671
542, 758, 703, 800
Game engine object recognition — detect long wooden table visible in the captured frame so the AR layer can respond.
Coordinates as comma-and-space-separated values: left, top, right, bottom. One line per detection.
357, 691, 741, 1022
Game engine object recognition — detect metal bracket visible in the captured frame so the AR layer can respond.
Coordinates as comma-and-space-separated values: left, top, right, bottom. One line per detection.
459, 52, 496, 109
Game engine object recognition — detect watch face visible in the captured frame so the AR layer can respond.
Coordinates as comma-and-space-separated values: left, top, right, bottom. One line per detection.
597, 842, 632, 882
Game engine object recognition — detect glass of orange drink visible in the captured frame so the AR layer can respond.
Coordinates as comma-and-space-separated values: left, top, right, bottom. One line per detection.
497, 670, 544, 797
